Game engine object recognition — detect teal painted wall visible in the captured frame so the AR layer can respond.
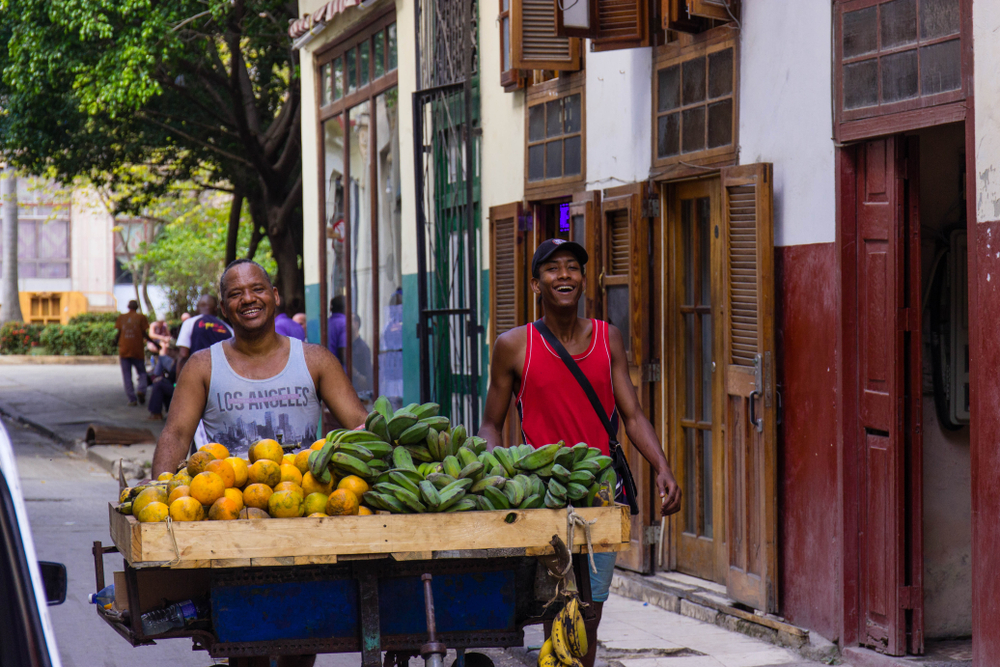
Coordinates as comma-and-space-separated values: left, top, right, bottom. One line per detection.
305, 282, 321, 344
402, 273, 421, 405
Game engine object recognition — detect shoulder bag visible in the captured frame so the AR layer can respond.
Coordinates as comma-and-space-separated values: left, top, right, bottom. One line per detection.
533, 321, 640, 515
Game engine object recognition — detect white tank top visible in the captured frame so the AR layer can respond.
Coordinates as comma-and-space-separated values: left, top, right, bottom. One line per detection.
200, 338, 322, 456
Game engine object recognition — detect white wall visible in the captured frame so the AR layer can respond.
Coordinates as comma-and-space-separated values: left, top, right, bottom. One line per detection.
585, 48, 652, 189
70, 188, 116, 309
738, 1, 835, 247
974, 0, 1000, 222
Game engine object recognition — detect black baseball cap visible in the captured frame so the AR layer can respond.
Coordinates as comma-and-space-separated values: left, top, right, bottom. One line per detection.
531, 239, 589, 278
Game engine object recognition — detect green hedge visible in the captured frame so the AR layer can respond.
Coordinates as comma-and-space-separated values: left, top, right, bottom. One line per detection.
1, 321, 118, 356
68, 312, 120, 326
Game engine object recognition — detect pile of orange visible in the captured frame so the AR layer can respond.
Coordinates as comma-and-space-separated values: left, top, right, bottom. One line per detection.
133, 439, 375, 523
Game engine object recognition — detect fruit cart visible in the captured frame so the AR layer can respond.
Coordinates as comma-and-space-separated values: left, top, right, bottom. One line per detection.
92, 502, 630, 667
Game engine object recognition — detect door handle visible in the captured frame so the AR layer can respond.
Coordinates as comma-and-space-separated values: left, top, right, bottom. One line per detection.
749, 391, 763, 433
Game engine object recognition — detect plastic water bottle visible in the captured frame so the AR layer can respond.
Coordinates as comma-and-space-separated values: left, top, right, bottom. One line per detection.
140, 598, 209, 636
88, 584, 115, 608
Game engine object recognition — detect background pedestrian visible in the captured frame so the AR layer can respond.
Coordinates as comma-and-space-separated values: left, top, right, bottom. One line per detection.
114, 300, 149, 406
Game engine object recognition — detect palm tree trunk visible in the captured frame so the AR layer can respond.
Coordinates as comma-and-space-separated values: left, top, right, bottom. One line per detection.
0, 169, 24, 324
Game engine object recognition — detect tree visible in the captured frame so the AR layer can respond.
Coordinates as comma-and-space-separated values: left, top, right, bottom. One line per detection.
0, 168, 23, 324
0, 0, 304, 311
136, 188, 276, 317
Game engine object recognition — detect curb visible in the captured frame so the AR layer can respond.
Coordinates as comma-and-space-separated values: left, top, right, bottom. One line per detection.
0, 355, 118, 365
0, 401, 76, 449
610, 570, 841, 664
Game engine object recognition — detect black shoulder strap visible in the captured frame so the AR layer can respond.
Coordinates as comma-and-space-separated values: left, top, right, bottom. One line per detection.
533, 320, 618, 445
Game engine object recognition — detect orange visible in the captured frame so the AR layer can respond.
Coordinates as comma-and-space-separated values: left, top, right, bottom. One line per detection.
337, 475, 369, 498
169, 496, 205, 522
224, 488, 245, 512
173, 471, 193, 485
186, 451, 217, 476
190, 471, 226, 506
167, 485, 191, 505
240, 507, 271, 520
303, 492, 329, 515
302, 471, 335, 496
156, 472, 174, 482
267, 489, 305, 518
279, 464, 303, 486
307, 512, 329, 518
200, 443, 230, 460
273, 482, 304, 500
167, 478, 188, 495
294, 450, 313, 475
205, 459, 236, 488
209, 496, 241, 520
243, 483, 273, 511
133, 486, 168, 516
282, 453, 296, 466
226, 457, 249, 488
310, 439, 326, 451
137, 501, 169, 523
249, 439, 283, 465
248, 459, 281, 487
326, 489, 360, 516
357, 506, 374, 516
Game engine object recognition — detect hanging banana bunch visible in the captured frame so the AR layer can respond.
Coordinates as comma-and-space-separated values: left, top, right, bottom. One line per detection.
539, 596, 588, 667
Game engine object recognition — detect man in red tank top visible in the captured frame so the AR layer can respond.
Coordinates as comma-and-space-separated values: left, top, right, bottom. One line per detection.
479, 239, 681, 667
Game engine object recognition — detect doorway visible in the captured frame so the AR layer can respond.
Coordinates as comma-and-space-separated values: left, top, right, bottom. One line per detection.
843, 124, 971, 657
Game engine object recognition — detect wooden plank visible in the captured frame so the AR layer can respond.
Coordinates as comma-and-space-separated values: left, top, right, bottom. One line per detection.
293, 555, 338, 565
391, 551, 434, 561
110, 503, 630, 567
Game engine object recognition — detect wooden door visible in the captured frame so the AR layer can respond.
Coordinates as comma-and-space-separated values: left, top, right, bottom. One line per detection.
721, 163, 778, 612
854, 137, 924, 656
667, 178, 725, 582
600, 182, 654, 574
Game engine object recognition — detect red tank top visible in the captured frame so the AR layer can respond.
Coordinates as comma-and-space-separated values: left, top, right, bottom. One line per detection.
517, 319, 616, 456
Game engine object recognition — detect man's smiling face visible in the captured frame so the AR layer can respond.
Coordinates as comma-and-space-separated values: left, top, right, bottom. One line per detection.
220, 263, 279, 333
532, 248, 585, 309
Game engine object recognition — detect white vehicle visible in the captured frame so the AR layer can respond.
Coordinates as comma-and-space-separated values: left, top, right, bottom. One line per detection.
0, 421, 66, 667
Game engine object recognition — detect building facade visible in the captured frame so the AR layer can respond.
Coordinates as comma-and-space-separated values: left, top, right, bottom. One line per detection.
297, 0, 1000, 662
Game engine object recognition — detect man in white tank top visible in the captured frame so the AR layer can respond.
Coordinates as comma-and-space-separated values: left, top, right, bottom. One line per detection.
151, 259, 367, 479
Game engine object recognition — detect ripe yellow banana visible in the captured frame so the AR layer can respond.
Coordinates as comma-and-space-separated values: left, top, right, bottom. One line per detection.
551, 607, 576, 666
538, 638, 555, 667
564, 597, 588, 658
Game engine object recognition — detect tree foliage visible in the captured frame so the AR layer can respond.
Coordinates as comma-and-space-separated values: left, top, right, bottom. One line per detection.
0, 0, 304, 310
137, 189, 276, 317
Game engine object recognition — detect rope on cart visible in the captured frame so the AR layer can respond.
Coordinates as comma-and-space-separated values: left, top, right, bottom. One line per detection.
165, 516, 183, 566
566, 505, 598, 574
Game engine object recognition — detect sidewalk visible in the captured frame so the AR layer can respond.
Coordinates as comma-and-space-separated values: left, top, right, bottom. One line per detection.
0, 362, 163, 478
512, 594, 832, 667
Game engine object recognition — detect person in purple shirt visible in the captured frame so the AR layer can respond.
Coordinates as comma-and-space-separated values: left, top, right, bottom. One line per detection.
327, 295, 347, 366
275, 311, 306, 340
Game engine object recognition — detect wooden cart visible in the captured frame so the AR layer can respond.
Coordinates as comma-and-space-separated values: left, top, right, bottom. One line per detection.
94, 503, 630, 666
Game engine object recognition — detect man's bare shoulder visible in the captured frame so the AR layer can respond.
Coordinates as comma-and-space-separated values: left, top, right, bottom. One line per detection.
494, 324, 529, 353
302, 341, 341, 368
185, 348, 213, 374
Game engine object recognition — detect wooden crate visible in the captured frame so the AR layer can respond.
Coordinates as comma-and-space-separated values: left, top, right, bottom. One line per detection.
110, 503, 632, 569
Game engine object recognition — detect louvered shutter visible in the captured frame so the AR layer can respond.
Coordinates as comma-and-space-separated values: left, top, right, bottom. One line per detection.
512, 0, 582, 70
592, 0, 649, 49
688, 0, 731, 21
721, 163, 778, 613
489, 203, 526, 342
599, 182, 652, 574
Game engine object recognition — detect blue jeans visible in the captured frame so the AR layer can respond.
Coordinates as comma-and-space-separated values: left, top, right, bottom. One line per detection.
148, 379, 174, 415
589, 552, 617, 602
119, 357, 148, 402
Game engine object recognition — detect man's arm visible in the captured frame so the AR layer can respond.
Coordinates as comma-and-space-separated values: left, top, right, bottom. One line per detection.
607, 325, 682, 517
304, 344, 368, 430
478, 330, 520, 451
151, 351, 211, 476
175, 347, 191, 378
